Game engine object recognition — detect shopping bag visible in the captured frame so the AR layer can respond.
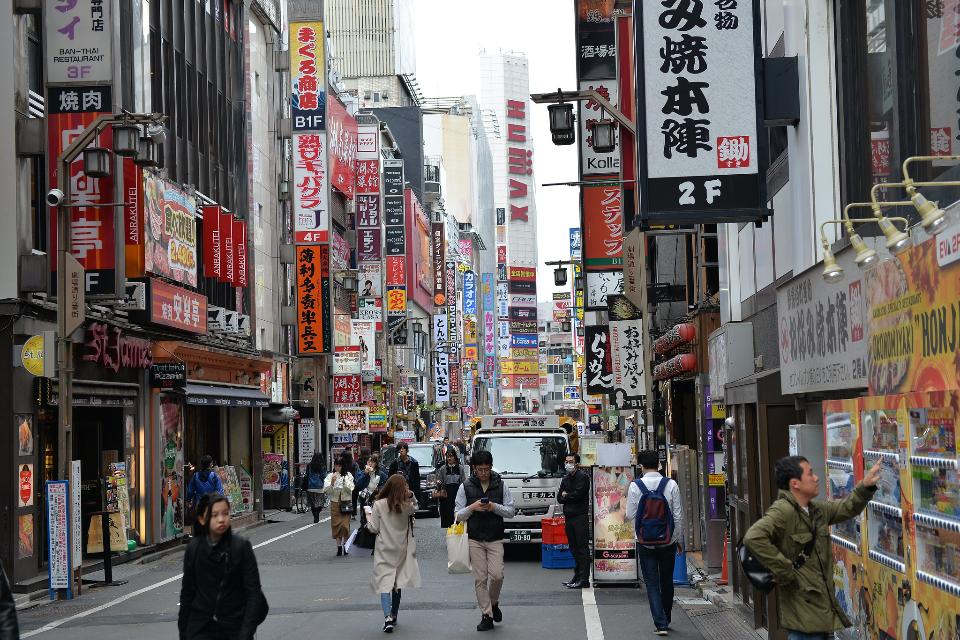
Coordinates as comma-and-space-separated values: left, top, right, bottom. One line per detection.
354, 524, 377, 549
344, 529, 369, 557
446, 520, 471, 574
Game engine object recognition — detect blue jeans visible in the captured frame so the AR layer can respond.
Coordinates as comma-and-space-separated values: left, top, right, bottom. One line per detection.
379, 589, 401, 617
636, 543, 676, 631
786, 633, 831, 640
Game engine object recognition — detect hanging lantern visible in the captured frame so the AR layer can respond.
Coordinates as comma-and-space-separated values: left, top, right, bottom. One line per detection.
653, 323, 696, 354
591, 119, 616, 153
548, 102, 575, 145
653, 353, 697, 381
554, 266, 568, 286
112, 125, 142, 157
134, 136, 159, 167
82, 147, 112, 178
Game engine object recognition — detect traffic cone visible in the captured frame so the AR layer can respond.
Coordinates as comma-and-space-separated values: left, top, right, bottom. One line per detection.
673, 546, 690, 586
718, 536, 729, 585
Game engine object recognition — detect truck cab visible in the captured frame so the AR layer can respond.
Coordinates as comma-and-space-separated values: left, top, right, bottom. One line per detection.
471, 414, 577, 544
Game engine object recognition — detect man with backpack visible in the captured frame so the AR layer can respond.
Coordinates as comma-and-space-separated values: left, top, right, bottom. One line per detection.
742, 456, 881, 640
626, 450, 683, 636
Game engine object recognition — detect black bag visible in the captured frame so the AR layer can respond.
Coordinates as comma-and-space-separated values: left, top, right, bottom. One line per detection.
737, 502, 817, 594
339, 500, 356, 515
353, 525, 377, 549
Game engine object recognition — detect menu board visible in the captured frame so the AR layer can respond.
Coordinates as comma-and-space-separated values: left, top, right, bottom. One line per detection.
592, 466, 638, 583
217, 465, 245, 514
262, 453, 284, 491
237, 466, 253, 514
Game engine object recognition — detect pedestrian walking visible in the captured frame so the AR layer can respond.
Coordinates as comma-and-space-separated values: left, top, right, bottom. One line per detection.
324, 452, 356, 556
356, 453, 389, 503
178, 494, 268, 640
353, 447, 372, 514
0, 563, 19, 640
301, 452, 327, 523
388, 442, 421, 503
626, 450, 683, 636
557, 453, 591, 589
743, 456, 881, 640
186, 456, 224, 506
366, 475, 421, 633
435, 448, 470, 528
454, 449, 516, 632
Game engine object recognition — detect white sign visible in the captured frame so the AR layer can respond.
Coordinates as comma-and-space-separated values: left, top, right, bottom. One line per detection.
609, 318, 646, 409
433, 313, 449, 352
298, 420, 316, 464
357, 124, 379, 158
358, 297, 383, 327
359, 263, 382, 297
46, 481, 71, 591
510, 294, 536, 305
351, 319, 377, 375
776, 246, 870, 395
71, 460, 81, 569
586, 271, 624, 308
435, 352, 450, 403
333, 346, 362, 375
395, 430, 416, 443
579, 79, 621, 176
292, 132, 329, 243
622, 227, 644, 310
45, 0, 114, 84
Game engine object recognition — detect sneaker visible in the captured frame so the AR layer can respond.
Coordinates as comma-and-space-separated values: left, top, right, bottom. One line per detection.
654, 630, 668, 636
477, 615, 494, 631
383, 617, 395, 633
492, 603, 502, 623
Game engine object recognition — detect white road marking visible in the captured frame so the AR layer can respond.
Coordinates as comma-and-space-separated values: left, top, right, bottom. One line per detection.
22, 518, 329, 638
581, 586, 605, 640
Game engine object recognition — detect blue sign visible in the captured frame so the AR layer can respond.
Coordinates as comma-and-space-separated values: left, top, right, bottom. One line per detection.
569, 228, 582, 259
463, 271, 477, 315
511, 334, 538, 348
482, 273, 495, 310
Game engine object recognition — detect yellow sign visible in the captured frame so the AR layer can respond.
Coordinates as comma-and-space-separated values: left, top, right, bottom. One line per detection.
708, 473, 725, 487
501, 360, 538, 375
511, 347, 539, 360
86, 512, 126, 554
711, 401, 726, 420
21, 335, 45, 377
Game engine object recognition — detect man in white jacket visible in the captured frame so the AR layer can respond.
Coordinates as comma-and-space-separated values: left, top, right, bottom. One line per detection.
626, 450, 684, 636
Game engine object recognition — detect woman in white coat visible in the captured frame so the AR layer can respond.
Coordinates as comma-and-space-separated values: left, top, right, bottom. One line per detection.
324, 452, 356, 556
366, 474, 421, 633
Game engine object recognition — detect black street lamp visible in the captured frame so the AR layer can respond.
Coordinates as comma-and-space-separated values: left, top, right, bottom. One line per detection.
548, 99, 575, 145
554, 266, 568, 286
592, 118, 616, 153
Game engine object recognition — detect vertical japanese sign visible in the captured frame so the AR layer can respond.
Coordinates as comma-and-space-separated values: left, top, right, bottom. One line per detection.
609, 318, 645, 409
290, 21, 328, 243
45, 0, 113, 83
432, 222, 447, 305
446, 261, 458, 353
576, 1, 619, 178
202, 205, 224, 279
327, 93, 357, 198
46, 481, 72, 593
433, 313, 449, 353
582, 185, 624, 270
482, 273, 496, 379
296, 245, 324, 354
636, 0, 766, 225
569, 227, 583, 259
435, 352, 450, 403
463, 271, 477, 315
585, 324, 614, 396
383, 160, 406, 332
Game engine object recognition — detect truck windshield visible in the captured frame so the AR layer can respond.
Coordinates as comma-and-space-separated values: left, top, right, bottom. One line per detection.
473, 436, 567, 477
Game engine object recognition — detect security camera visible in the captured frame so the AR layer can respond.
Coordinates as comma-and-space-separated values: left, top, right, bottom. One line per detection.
46, 189, 65, 207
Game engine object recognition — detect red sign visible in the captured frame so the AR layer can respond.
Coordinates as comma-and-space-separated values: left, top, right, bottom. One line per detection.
333, 374, 362, 404
233, 219, 247, 288
202, 205, 224, 279
19, 465, 32, 506
82, 322, 153, 372
296, 245, 325, 354
717, 136, 750, 169
356, 194, 381, 227
123, 159, 145, 278
220, 213, 235, 284
149, 278, 208, 334
582, 185, 623, 270
508, 266, 536, 281
48, 102, 117, 295
355, 159, 380, 194
497, 245, 507, 264
450, 365, 461, 395
328, 94, 358, 198
386, 256, 406, 286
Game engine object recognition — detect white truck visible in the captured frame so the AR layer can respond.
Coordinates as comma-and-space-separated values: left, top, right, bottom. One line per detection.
470, 414, 577, 543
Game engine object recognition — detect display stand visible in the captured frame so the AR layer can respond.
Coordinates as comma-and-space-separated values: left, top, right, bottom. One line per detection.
590, 465, 640, 588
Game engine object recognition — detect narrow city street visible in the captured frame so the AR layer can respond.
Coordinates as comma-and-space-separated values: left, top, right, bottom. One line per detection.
15, 513, 755, 640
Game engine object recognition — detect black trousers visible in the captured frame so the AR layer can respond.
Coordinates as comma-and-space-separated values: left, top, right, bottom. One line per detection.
564, 513, 591, 582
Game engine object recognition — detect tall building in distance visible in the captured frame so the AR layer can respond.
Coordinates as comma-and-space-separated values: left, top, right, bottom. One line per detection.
480, 51, 540, 412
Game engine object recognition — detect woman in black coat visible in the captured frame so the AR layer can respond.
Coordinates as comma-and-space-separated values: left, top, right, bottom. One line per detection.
434, 448, 470, 528
178, 494, 267, 640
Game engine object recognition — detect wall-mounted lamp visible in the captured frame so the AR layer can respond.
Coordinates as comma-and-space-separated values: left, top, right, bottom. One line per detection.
819, 207, 910, 282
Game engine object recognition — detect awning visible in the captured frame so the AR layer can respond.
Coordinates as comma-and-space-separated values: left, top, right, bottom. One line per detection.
182, 383, 270, 408
49, 381, 138, 407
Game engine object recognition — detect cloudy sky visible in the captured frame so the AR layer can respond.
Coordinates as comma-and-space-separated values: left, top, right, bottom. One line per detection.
413, 0, 579, 301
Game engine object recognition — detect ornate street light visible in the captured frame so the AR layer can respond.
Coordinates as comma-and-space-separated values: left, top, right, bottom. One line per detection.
548, 98, 575, 146
112, 124, 142, 157
591, 118, 616, 153
82, 147, 112, 178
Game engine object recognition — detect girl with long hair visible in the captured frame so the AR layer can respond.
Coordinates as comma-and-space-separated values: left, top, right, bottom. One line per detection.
324, 451, 356, 556
300, 452, 327, 523
366, 474, 420, 633
178, 494, 267, 640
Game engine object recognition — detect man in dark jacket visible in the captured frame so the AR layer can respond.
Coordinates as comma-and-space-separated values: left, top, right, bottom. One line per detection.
455, 450, 516, 632
0, 564, 18, 640
743, 456, 881, 640
557, 453, 591, 589
388, 442, 421, 502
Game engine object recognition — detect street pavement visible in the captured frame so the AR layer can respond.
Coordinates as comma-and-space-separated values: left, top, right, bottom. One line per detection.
16, 510, 756, 639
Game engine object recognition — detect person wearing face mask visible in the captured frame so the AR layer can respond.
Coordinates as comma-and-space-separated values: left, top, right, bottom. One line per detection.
556, 453, 591, 589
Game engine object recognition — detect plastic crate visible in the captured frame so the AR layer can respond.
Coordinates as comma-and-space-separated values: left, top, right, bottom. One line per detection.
541, 517, 568, 545
541, 543, 575, 569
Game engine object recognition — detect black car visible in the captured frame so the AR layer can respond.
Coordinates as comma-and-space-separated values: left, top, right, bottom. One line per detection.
380, 442, 442, 516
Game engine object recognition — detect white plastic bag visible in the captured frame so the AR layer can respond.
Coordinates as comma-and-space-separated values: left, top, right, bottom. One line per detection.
344, 528, 369, 557
446, 520, 471, 574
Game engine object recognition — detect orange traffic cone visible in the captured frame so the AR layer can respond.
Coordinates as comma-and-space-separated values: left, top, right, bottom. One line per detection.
718, 536, 729, 585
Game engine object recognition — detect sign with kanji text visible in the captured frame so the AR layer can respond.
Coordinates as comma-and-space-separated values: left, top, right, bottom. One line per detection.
148, 278, 207, 334
290, 21, 326, 131
45, 0, 113, 84
609, 318, 645, 409
292, 132, 329, 243
45, 481, 72, 593
296, 245, 325, 354
636, 0, 766, 226
332, 375, 362, 404
333, 346, 362, 375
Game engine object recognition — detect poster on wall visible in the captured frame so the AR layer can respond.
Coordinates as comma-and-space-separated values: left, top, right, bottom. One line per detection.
143, 174, 199, 288
298, 419, 316, 465
18, 514, 33, 559
18, 414, 33, 456
335, 407, 369, 433
592, 466, 638, 582
159, 397, 184, 539
262, 453, 284, 491
18, 463, 34, 507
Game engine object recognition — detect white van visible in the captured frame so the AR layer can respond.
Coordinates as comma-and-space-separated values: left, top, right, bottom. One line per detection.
471, 415, 573, 543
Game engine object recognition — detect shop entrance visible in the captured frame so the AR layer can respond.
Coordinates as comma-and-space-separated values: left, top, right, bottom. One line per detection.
73, 406, 124, 556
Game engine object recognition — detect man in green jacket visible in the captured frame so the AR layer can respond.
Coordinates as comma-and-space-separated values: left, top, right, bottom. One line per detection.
743, 455, 881, 640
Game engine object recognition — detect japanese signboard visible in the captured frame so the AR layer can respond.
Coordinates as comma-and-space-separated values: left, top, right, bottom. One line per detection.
219, 212, 234, 284
327, 93, 357, 198
357, 124, 379, 158
433, 313, 449, 352
583, 185, 623, 270
359, 262, 382, 297
45, 0, 113, 84
776, 245, 869, 395
355, 160, 381, 194
233, 219, 247, 288
351, 319, 376, 375
358, 297, 383, 329
570, 228, 583, 259
586, 270, 623, 309
609, 318, 645, 409
296, 245, 325, 354
357, 228, 382, 262
576, 0, 617, 81
202, 205, 225, 279
148, 278, 208, 334
292, 132, 329, 244
433, 222, 447, 305
334, 407, 369, 433
463, 271, 477, 315
579, 80, 621, 175
290, 21, 326, 131
585, 324, 614, 395
142, 176, 198, 287
46, 481, 71, 592
150, 362, 187, 389
592, 466, 639, 583
333, 375, 362, 405
123, 159, 144, 278
636, 0, 766, 226
333, 345, 362, 375
435, 352, 450, 403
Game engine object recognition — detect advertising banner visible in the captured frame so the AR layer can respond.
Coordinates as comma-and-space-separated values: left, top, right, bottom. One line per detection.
334, 407, 369, 433
327, 94, 357, 197
636, 0, 766, 226
45, 481, 71, 593
219, 212, 235, 284
777, 245, 870, 395
356, 160, 380, 194
433, 313, 449, 352
45, 0, 113, 83
433, 222, 447, 305
332, 375, 362, 405
579, 79, 621, 175
143, 178, 198, 287
148, 278, 208, 334
331, 230, 350, 272
583, 185, 624, 270
295, 245, 325, 354
124, 159, 145, 278
298, 420, 316, 465
202, 205, 224, 279
585, 325, 614, 396
357, 124, 379, 159
386, 256, 406, 286
351, 319, 376, 375
570, 227, 583, 259
292, 132, 328, 244
358, 297, 383, 329
290, 21, 326, 131
233, 219, 247, 288
435, 352, 450, 403
592, 466, 638, 582
358, 228, 382, 262
576, 0, 617, 81
333, 345, 362, 375
609, 318, 645, 409
359, 262, 383, 297
463, 271, 477, 315
356, 194, 381, 227
505, 98, 533, 224
586, 270, 624, 309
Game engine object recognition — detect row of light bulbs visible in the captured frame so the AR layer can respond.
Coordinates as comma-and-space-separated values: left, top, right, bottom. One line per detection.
821, 155, 959, 282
